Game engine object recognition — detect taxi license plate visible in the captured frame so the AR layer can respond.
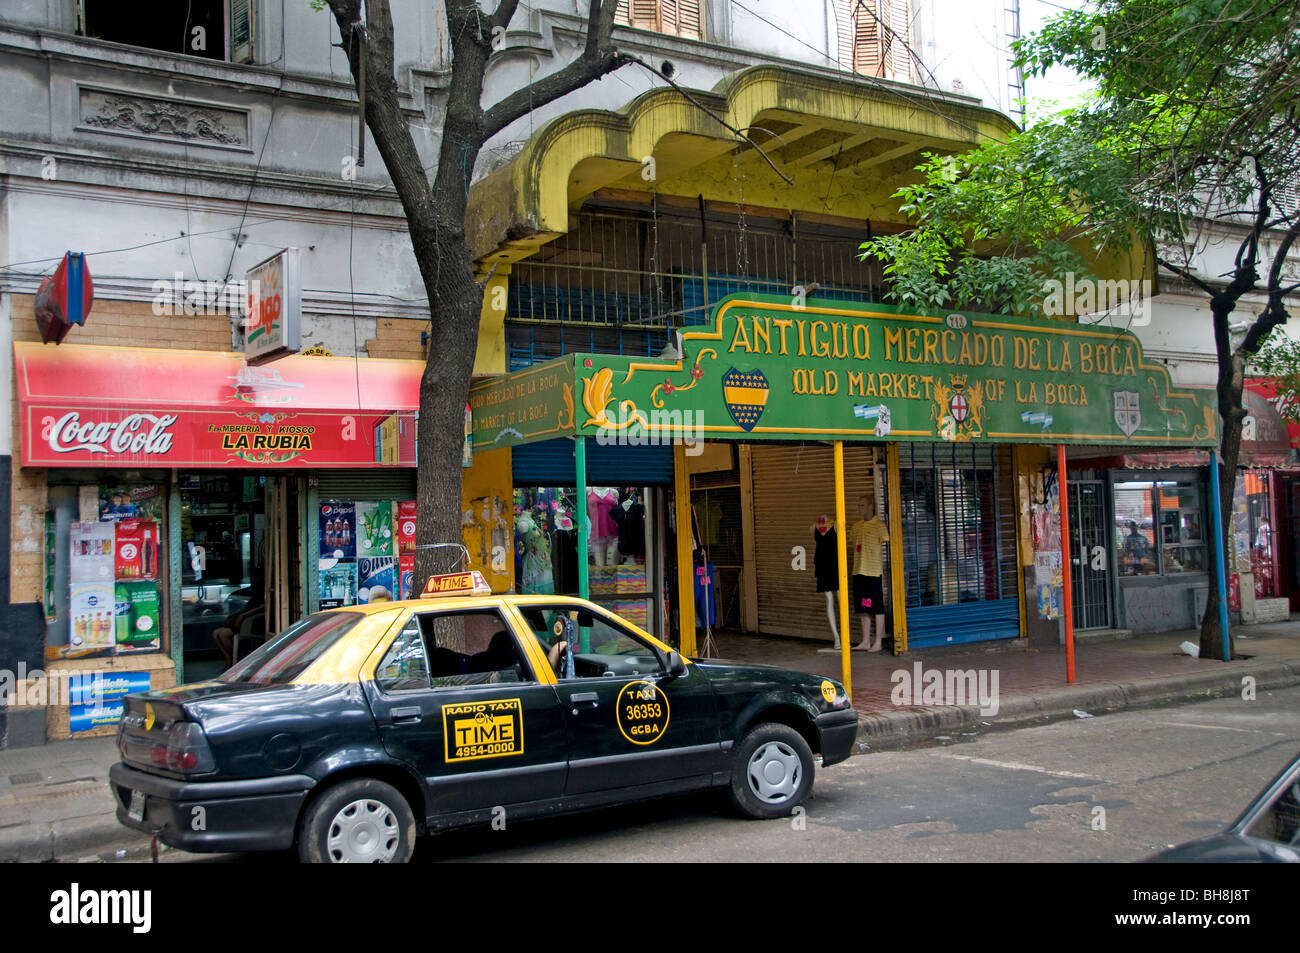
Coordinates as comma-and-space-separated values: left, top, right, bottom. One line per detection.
128, 789, 146, 823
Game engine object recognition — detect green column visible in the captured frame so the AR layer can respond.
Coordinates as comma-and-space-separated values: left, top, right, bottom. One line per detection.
575, 436, 589, 601
575, 436, 590, 654
168, 478, 184, 684
305, 478, 319, 613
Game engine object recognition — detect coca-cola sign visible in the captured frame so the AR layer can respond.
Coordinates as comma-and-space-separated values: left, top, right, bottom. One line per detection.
47, 412, 178, 456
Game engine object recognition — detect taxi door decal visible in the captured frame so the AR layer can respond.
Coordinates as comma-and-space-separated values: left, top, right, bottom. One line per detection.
616, 680, 670, 745
442, 697, 525, 762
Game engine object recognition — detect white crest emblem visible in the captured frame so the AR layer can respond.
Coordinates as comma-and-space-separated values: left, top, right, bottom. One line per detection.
1114, 390, 1140, 437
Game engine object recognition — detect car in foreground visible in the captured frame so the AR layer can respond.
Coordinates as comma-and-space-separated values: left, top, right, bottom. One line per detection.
1146, 750, 1300, 862
110, 572, 858, 862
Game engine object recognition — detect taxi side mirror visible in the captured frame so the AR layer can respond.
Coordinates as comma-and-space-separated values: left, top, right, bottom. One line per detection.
664, 651, 686, 678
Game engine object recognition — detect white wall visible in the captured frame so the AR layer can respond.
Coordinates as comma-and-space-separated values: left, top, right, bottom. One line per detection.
1, 188, 11, 457
1, 183, 427, 353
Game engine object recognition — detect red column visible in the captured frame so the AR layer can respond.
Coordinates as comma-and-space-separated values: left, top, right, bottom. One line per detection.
1058, 445, 1075, 683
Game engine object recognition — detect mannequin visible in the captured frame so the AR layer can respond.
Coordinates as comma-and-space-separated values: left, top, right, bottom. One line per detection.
848, 496, 888, 651
515, 511, 554, 594
811, 515, 841, 649
612, 488, 646, 564
550, 510, 579, 594
587, 487, 619, 566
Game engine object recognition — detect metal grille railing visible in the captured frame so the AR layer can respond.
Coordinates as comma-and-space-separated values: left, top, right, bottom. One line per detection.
898, 444, 1018, 608
506, 207, 884, 368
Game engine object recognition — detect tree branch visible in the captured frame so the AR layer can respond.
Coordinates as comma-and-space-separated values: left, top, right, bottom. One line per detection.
1157, 256, 1218, 297
325, 0, 440, 265
1239, 216, 1300, 354
481, 0, 624, 140
490, 0, 521, 32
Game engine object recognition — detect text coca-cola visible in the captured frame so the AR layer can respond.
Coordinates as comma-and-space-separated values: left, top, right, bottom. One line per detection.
48, 412, 178, 456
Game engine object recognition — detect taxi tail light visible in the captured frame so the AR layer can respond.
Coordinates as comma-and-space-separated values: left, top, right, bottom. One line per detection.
159, 722, 216, 775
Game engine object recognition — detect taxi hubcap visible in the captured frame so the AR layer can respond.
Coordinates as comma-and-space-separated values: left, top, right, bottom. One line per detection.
747, 741, 801, 802
327, 798, 399, 862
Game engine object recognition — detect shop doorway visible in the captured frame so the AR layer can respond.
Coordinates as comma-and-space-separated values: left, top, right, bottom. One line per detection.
1284, 477, 1300, 611
179, 473, 266, 681
1068, 480, 1114, 629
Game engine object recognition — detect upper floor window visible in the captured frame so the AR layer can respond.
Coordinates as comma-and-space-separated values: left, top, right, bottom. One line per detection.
836, 0, 912, 82
615, 0, 704, 41
79, 0, 254, 63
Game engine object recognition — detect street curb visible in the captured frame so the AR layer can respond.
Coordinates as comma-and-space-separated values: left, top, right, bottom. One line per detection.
0, 810, 152, 863
853, 659, 1300, 752
0, 822, 56, 863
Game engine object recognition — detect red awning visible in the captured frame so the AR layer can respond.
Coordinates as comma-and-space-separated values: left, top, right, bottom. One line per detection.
1244, 378, 1300, 452
1065, 383, 1296, 470
15, 343, 422, 468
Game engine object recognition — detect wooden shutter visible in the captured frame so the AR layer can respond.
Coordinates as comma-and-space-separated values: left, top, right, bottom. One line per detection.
230, 0, 254, 64
853, 1, 883, 78
884, 0, 911, 82
673, 0, 703, 39
616, 0, 702, 39
624, 0, 661, 31
835, 0, 855, 71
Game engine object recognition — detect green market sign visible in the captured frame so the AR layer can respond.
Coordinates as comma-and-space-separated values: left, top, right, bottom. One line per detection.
472, 295, 1218, 447
469, 359, 574, 450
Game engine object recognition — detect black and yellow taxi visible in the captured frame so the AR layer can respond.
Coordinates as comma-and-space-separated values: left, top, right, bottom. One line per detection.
110, 571, 858, 862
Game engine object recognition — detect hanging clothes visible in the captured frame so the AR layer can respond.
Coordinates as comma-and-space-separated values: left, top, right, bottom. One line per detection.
612, 492, 646, 558
550, 528, 579, 595
813, 526, 839, 593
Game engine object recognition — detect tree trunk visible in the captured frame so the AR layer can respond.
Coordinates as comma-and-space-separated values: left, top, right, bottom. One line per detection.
319, 0, 627, 653
412, 238, 484, 593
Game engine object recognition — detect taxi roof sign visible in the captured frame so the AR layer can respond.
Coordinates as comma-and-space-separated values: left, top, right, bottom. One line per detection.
420, 570, 491, 598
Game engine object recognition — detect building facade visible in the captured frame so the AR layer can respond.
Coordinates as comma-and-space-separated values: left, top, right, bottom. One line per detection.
3, 0, 1291, 747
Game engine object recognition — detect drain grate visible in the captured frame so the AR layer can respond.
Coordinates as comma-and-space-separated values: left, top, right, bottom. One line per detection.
8, 773, 42, 786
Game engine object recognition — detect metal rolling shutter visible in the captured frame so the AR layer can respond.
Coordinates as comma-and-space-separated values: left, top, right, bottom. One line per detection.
315, 470, 417, 501
897, 444, 1020, 647
750, 443, 881, 639
512, 439, 675, 486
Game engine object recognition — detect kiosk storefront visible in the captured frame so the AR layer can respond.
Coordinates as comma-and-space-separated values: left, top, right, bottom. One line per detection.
12, 343, 431, 738
471, 294, 1219, 684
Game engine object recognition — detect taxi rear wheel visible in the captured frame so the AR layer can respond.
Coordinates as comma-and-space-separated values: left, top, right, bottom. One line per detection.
298, 778, 417, 863
729, 723, 815, 819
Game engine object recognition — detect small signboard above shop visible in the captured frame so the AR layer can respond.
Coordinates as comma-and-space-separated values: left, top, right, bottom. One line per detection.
244, 247, 302, 365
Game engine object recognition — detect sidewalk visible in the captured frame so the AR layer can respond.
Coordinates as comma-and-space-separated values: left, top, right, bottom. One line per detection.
2, 620, 1298, 862
705, 619, 1300, 748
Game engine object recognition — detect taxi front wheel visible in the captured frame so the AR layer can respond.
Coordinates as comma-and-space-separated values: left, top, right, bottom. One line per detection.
729, 723, 815, 819
298, 778, 417, 863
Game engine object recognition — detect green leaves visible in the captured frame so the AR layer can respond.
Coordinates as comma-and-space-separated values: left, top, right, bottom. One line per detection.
863, 0, 1300, 324
859, 130, 1104, 318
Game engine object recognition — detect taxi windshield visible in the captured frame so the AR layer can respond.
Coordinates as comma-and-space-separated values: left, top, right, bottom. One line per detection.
220, 612, 365, 685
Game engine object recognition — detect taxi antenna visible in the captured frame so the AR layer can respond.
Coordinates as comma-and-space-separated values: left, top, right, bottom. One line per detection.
412, 542, 471, 573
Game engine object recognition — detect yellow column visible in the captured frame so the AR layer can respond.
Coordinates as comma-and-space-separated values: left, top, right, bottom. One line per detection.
473, 267, 509, 375
886, 443, 908, 653
673, 441, 696, 656
834, 441, 851, 696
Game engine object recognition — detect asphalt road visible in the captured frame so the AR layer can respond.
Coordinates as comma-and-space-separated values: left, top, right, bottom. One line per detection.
143, 684, 1300, 864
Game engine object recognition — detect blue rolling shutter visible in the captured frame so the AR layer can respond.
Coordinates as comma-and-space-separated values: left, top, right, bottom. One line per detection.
512, 439, 674, 485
